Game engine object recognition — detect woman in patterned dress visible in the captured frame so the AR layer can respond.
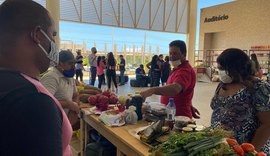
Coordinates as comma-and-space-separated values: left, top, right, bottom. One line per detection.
211, 48, 270, 154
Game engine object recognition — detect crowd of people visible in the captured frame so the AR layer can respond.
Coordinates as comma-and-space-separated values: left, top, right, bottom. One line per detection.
73, 46, 126, 92
0, 0, 269, 156
143, 54, 171, 87
73, 45, 171, 90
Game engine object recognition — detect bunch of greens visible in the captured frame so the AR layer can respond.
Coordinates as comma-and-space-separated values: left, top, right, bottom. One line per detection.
150, 128, 235, 156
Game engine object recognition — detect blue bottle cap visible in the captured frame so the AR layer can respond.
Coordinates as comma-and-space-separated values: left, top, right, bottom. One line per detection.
169, 98, 174, 103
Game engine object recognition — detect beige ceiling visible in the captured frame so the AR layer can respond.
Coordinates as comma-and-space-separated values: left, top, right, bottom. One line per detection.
0, 0, 189, 34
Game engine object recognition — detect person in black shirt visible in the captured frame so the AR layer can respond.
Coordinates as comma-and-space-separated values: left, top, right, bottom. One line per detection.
136, 64, 147, 87
119, 55, 126, 86
102, 56, 107, 85
0, 1, 64, 155
106, 52, 118, 92
0, 71, 63, 156
146, 55, 161, 87
161, 56, 171, 85
158, 54, 165, 85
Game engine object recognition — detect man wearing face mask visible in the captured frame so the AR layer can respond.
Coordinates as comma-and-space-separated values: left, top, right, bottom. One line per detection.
0, 1, 72, 156
41, 50, 80, 127
141, 40, 200, 119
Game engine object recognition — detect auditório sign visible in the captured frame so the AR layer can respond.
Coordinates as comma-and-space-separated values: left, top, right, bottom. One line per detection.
204, 15, 229, 23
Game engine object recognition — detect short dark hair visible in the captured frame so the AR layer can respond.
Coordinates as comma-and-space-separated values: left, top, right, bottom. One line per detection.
169, 40, 187, 56
140, 64, 144, 68
0, 0, 51, 45
120, 55, 123, 58
159, 54, 163, 58
165, 56, 169, 62
97, 56, 102, 66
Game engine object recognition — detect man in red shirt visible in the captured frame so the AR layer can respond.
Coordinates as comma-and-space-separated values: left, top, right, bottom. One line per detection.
141, 40, 199, 118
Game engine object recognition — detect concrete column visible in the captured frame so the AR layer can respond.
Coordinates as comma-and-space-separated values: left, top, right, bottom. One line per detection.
186, 0, 198, 67
124, 44, 127, 60
105, 43, 108, 54
46, 0, 60, 47
133, 45, 135, 64
141, 46, 144, 63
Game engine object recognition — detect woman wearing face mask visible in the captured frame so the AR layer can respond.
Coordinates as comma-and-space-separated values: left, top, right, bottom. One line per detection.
211, 48, 270, 154
41, 50, 80, 128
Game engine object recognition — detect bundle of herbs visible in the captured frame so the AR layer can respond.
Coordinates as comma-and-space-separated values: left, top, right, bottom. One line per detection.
150, 128, 236, 156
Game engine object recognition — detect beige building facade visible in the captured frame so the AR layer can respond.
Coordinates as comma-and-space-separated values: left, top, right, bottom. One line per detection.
199, 0, 270, 51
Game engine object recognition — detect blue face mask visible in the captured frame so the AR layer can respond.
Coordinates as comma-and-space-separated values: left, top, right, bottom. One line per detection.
63, 69, 75, 78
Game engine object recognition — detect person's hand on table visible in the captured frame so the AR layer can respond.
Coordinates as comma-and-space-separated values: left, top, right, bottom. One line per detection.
69, 101, 80, 114
140, 88, 155, 100
191, 106, 200, 119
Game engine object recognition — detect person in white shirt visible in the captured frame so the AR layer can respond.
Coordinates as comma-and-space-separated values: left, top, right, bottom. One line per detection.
41, 50, 80, 127
88, 47, 97, 86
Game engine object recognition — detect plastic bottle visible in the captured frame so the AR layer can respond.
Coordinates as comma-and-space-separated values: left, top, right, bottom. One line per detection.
166, 98, 176, 120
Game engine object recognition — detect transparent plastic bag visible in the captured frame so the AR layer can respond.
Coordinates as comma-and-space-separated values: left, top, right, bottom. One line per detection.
125, 106, 138, 124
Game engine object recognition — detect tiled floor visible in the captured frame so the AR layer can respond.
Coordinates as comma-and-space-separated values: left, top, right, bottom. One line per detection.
82, 76, 218, 127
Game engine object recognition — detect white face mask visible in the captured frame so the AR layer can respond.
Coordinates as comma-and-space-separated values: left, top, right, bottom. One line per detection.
169, 60, 181, 68
219, 70, 233, 83
38, 30, 59, 66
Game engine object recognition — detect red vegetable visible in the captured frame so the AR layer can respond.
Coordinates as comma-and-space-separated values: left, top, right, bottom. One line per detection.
110, 92, 116, 97
233, 145, 245, 156
226, 138, 238, 146
102, 90, 111, 97
241, 143, 255, 153
96, 103, 108, 111
117, 104, 125, 112
88, 95, 97, 105
109, 95, 118, 104
256, 152, 266, 156
97, 94, 109, 104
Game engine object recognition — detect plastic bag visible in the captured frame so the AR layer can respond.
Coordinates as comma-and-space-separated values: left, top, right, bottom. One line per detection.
125, 106, 138, 124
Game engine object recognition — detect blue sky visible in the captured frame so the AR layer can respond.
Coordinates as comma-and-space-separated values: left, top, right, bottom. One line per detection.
60, 0, 234, 54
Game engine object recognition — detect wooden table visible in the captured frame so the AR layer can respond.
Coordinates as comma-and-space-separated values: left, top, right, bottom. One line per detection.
80, 108, 151, 156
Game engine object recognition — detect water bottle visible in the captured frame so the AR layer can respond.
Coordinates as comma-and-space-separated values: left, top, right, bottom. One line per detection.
166, 98, 176, 120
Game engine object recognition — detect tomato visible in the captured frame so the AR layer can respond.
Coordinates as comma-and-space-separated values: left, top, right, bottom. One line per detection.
226, 138, 238, 146
256, 152, 266, 156
233, 145, 245, 156
241, 143, 255, 153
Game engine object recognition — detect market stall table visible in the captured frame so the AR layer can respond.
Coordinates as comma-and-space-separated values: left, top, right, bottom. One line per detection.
79, 107, 151, 156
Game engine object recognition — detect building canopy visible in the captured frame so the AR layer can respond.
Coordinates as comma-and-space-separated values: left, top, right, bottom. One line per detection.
0, 0, 189, 34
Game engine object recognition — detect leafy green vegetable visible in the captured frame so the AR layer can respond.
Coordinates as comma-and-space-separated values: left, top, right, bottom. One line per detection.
150, 128, 235, 156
